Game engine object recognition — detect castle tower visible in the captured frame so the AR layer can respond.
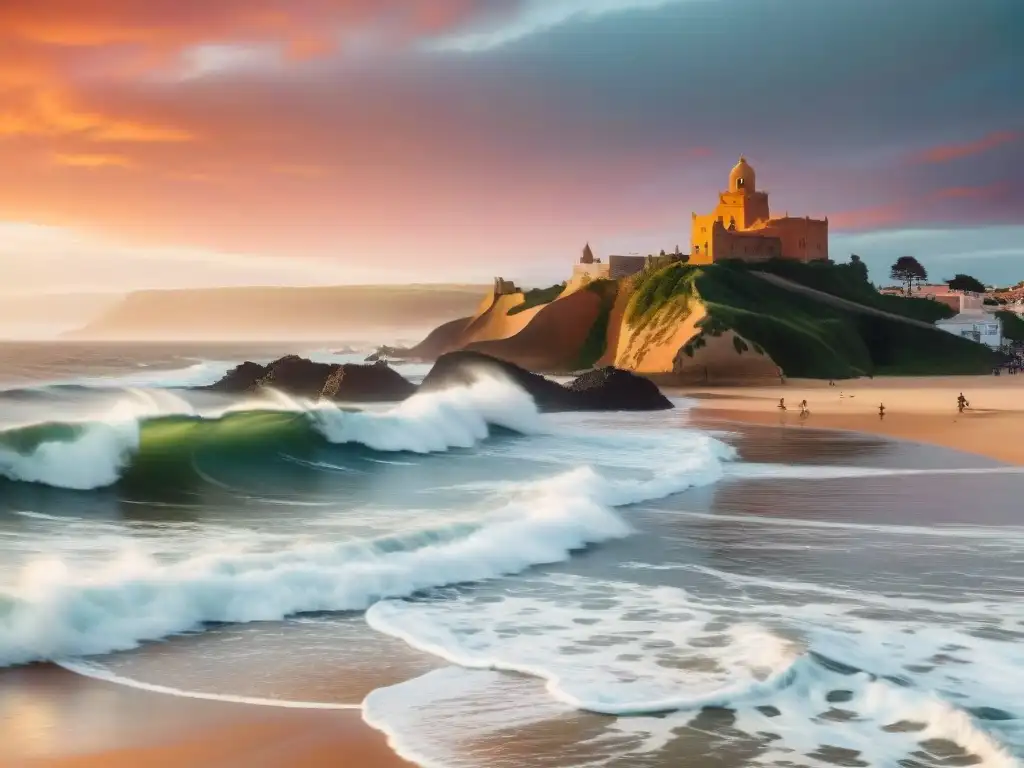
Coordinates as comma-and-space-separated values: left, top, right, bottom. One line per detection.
581, 242, 595, 264
728, 155, 756, 193
690, 154, 828, 263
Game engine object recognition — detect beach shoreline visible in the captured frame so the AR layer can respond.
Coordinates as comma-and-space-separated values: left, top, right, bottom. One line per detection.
677, 374, 1024, 466
0, 664, 412, 768
4, 375, 1024, 768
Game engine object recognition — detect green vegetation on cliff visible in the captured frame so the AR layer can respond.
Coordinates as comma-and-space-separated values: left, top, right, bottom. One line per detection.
628, 261, 999, 379
744, 259, 955, 323
508, 283, 566, 315
576, 280, 618, 369
997, 311, 1024, 343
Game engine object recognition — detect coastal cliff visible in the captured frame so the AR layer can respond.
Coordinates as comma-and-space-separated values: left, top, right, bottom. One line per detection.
406, 261, 1001, 381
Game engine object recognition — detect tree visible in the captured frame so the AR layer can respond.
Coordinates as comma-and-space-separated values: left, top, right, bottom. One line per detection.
849, 254, 869, 283
890, 256, 928, 295
947, 273, 987, 294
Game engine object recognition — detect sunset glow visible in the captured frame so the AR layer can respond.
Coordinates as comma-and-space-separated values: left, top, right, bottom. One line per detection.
2, 0, 1022, 291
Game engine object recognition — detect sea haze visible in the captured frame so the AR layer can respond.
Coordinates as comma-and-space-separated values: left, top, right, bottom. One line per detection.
0, 341, 1021, 768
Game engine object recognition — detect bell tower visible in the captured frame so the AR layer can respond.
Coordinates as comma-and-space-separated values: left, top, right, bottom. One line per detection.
729, 156, 756, 193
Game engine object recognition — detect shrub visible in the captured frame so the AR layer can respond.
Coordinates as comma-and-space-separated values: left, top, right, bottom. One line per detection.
997, 311, 1024, 343
508, 283, 565, 315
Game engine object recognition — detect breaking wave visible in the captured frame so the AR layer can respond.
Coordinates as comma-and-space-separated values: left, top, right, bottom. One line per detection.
0, 430, 729, 667
0, 375, 544, 491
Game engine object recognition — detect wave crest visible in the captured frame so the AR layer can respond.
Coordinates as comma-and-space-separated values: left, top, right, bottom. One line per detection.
0, 430, 729, 667
0, 375, 543, 491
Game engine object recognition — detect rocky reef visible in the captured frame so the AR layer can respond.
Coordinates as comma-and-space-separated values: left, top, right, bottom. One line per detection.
204, 351, 672, 412
420, 351, 672, 412
206, 355, 417, 402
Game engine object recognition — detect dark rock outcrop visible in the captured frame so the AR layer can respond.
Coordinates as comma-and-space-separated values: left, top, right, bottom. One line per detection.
419, 351, 672, 412
566, 367, 673, 411
206, 355, 416, 402
206, 351, 670, 411
319, 360, 415, 401
210, 361, 268, 393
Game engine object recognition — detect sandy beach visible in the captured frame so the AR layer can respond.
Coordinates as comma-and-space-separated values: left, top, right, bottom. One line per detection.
681, 374, 1024, 466
0, 665, 412, 768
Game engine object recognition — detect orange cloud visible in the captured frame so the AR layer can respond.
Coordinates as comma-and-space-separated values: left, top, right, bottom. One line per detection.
0, 1, 511, 55
51, 152, 135, 169
0, 89, 194, 142
0, 1, 512, 149
913, 130, 1020, 164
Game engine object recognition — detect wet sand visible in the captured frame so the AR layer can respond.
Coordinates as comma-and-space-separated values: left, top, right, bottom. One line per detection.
1, 665, 412, 768
681, 375, 1024, 466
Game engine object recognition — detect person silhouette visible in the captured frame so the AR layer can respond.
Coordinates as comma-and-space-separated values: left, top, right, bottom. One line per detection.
878, 403, 886, 420
957, 393, 969, 413
778, 398, 787, 411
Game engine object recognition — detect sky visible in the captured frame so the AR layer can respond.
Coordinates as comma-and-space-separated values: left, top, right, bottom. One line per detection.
1, 0, 1022, 294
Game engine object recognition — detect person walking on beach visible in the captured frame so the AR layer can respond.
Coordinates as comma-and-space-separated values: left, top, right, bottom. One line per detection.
778, 398, 787, 411
957, 392, 969, 413
878, 403, 885, 420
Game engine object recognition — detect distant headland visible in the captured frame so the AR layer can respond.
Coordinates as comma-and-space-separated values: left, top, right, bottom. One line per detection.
397, 157, 1014, 383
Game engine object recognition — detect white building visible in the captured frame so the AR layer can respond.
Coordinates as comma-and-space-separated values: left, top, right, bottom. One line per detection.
936, 313, 1003, 349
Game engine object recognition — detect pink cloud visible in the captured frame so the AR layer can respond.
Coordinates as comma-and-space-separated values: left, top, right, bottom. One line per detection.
912, 130, 1020, 164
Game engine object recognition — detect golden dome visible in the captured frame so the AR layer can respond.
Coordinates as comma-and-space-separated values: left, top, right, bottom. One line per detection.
729, 155, 755, 193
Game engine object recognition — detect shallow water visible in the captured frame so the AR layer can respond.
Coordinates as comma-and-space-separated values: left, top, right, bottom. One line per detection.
0, 343, 1021, 767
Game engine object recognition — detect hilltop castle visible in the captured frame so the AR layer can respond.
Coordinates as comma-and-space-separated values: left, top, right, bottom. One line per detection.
690, 156, 828, 263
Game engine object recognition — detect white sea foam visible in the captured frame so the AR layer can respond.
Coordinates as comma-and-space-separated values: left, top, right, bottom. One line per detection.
308, 373, 546, 453
0, 427, 729, 667
366, 577, 800, 716
364, 573, 1024, 768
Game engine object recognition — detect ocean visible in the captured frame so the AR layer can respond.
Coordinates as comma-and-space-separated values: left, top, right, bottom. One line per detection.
1, 341, 1022, 767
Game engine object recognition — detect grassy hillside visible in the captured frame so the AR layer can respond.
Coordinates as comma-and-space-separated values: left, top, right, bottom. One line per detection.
629, 261, 999, 379
742, 259, 956, 323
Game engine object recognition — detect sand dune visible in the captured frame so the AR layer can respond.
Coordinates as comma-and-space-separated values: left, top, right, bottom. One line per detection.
466, 287, 603, 371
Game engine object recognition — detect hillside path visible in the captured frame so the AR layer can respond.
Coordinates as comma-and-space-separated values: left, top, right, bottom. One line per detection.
752, 272, 941, 331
